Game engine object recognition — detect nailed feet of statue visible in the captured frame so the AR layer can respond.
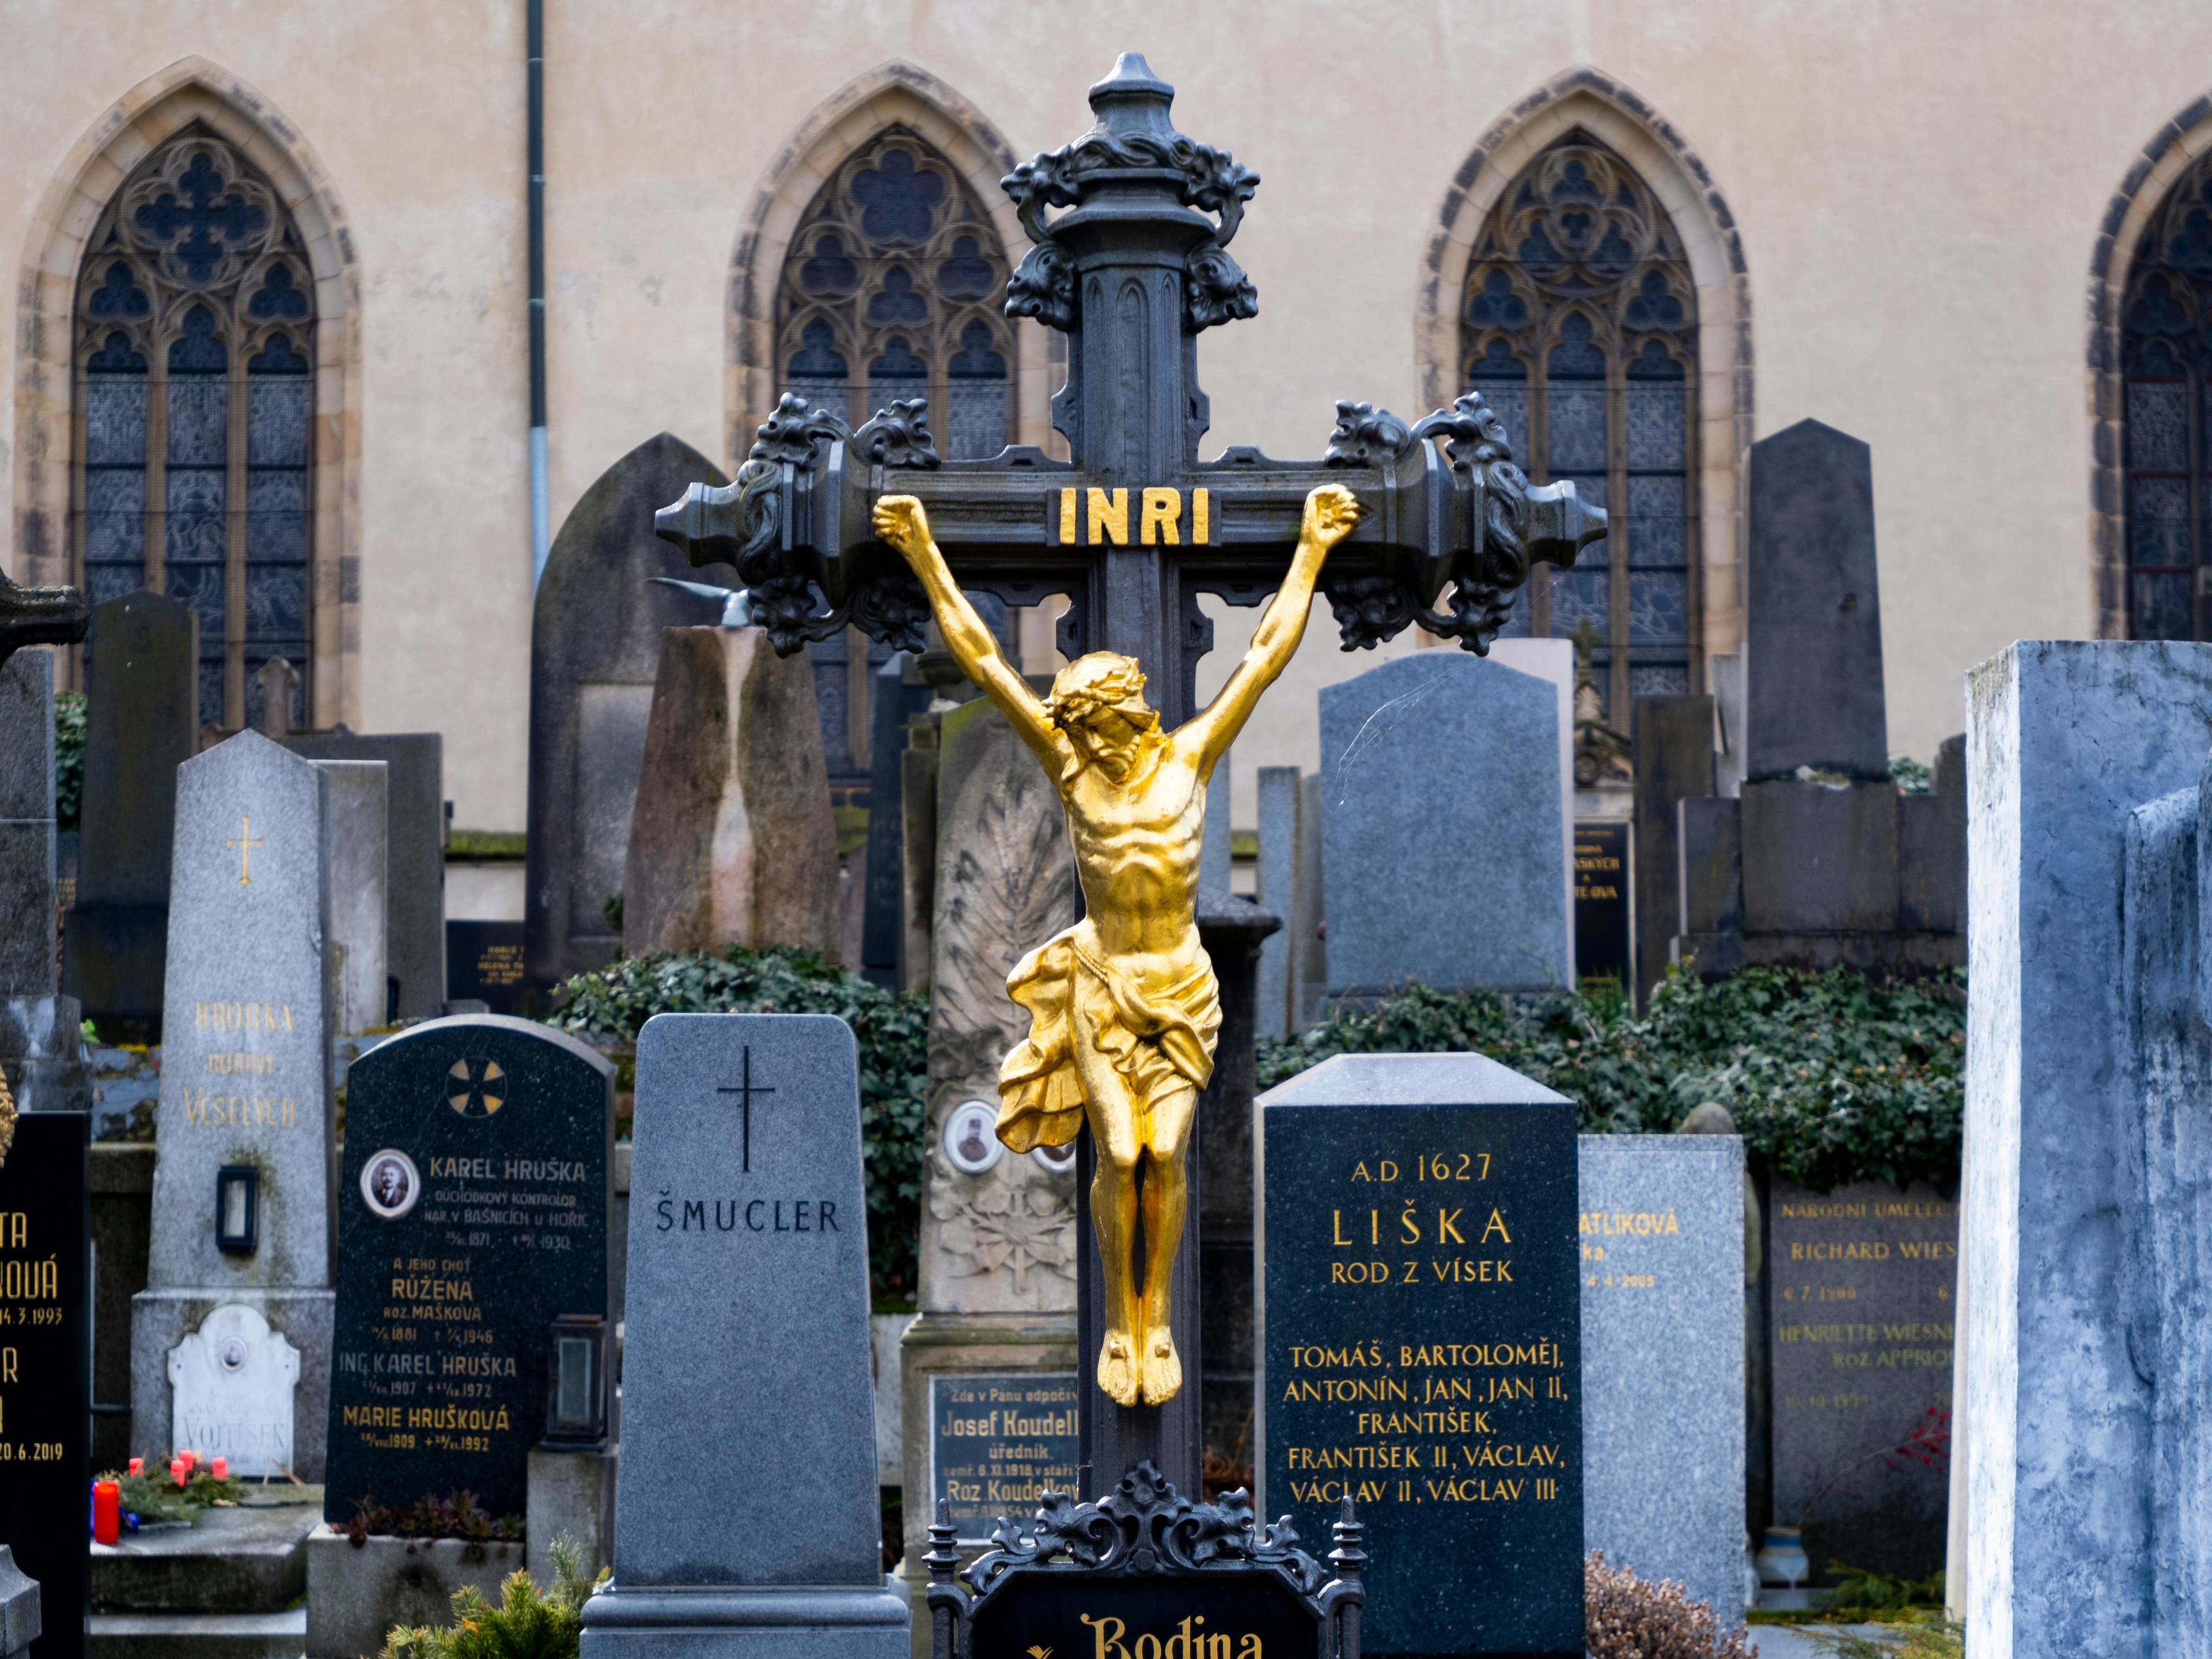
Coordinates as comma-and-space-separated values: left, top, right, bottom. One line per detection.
1099, 1331, 1138, 1407
1096, 1327, 1184, 1407
1142, 1326, 1182, 1406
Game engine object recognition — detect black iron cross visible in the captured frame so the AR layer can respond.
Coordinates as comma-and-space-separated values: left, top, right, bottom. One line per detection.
715, 1047, 775, 1173
654, 53, 1608, 1494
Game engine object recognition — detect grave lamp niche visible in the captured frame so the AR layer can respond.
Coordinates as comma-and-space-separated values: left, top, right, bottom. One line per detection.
543, 1313, 610, 1448
214, 1164, 259, 1255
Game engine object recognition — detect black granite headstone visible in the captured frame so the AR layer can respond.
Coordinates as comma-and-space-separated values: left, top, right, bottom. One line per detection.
1572, 822, 1630, 989
1257, 1054, 1581, 1659
525, 434, 733, 986
324, 1014, 613, 1523
0, 1111, 90, 1659
444, 923, 529, 1017
65, 591, 197, 1030
1631, 698, 1714, 1005
1745, 420, 1888, 783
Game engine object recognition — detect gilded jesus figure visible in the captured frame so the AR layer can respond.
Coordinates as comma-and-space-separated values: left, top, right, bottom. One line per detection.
873, 483, 1361, 1407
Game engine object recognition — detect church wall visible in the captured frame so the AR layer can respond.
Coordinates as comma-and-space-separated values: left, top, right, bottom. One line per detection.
7, 1, 2212, 830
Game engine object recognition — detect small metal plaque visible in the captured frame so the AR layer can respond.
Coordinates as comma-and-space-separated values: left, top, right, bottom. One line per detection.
968, 1570, 1318, 1659
929, 1372, 1081, 1543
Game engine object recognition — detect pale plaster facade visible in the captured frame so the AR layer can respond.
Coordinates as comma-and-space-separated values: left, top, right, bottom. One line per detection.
8, 1, 2212, 831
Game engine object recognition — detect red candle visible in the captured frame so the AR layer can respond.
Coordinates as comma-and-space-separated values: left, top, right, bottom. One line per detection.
127, 1457, 142, 1476
210, 1457, 228, 1482
169, 1457, 187, 1487
93, 1480, 120, 1545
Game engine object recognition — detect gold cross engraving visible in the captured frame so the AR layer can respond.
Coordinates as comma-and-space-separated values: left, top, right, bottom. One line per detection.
226, 816, 264, 885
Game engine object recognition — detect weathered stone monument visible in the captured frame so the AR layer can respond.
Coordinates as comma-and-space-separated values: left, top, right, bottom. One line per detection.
1953, 639, 2212, 1653
654, 52, 1601, 1516
314, 759, 388, 1035
323, 1014, 613, 1527
282, 732, 446, 1021
859, 652, 929, 987
525, 433, 734, 984
901, 696, 1080, 1551
581, 1014, 906, 1656
620, 623, 839, 958
1256, 1054, 1582, 1658
1630, 694, 1713, 1003
1580, 1134, 1745, 1620
65, 590, 197, 1032
1669, 422, 1964, 981
0, 650, 90, 1111
131, 731, 335, 1478
1320, 654, 1571, 998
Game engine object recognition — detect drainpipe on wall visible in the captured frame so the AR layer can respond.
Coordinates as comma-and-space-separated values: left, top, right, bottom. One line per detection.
527, 0, 551, 585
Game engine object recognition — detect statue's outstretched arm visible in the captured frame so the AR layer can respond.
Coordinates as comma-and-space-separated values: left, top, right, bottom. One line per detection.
1181, 484, 1361, 774
873, 495, 1065, 767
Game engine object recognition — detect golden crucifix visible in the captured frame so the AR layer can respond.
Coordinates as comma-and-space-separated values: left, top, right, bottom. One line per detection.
226, 816, 264, 885
873, 483, 1359, 1407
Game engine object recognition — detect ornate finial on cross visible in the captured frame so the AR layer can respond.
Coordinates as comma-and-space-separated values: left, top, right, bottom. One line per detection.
226, 816, 264, 885
1568, 618, 1602, 683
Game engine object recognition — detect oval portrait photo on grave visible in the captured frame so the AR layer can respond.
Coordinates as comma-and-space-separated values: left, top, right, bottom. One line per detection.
1031, 1139, 1075, 1176
942, 1098, 1003, 1175
359, 1147, 421, 1219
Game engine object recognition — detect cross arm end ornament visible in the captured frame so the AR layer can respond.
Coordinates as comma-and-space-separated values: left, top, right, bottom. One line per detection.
0, 569, 90, 672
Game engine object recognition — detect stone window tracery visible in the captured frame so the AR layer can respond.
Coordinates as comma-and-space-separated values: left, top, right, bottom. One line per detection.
2122, 149, 2212, 641
774, 127, 1018, 801
1460, 132, 1698, 716
73, 127, 316, 730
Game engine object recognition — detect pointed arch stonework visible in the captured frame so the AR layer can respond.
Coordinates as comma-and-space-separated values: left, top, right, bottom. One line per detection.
1421, 69, 1753, 669
726, 61, 1050, 469
2088, 93, 2212, 641
13, 58, 362, 721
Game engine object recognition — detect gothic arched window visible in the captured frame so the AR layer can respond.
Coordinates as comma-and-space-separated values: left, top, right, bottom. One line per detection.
775, 128, 1017, 800
777, 128, 1015, 461
1461, 132, 1699, 716
74, 128, 316, 730
2122, 149, 2212, 640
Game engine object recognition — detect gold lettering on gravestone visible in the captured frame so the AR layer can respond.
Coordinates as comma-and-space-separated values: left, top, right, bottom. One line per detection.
226, 816, 264, 884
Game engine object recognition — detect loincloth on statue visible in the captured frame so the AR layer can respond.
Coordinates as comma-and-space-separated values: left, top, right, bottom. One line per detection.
994, 927, 1221, 1153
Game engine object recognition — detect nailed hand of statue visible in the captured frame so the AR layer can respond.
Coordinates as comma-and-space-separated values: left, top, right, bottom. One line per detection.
1304, 482, 1361, 550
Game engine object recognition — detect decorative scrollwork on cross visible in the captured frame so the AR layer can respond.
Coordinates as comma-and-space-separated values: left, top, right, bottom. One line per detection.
1319, 389, 1589, 657
957, 1460, 1325, 1597
848, 397, 944, 468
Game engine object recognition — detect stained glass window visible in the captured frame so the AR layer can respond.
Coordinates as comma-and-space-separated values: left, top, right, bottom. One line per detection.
1460, 133, 1698, 715
2122, 150, 2212, 641
72, 128, 316, 729
776, 128, 1020, 801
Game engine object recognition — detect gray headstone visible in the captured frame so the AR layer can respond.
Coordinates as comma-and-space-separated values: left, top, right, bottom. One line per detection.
1746, 420, 1887, 782
1255, 764, 1299, 1038
282, 733, 445, 1021
1898, 736, 1966, 935
1768, 1180, 1955, 1582
0, 652, 56, 996
1200, 745, 1232, 894
1580, 1135, 1745, 1623
1632, 696, 1715, 1001
1320, 654, 1568, 995
1679, 797, 1742, 936
313, 759, 387, 1035
66, 589, 198, 1025
526, 433, 733, 985
860, 653, 927, 984
585, 1013, 906, 1657
132, 729, 336, 1478
1296, 772, 1327, 1027
620, 626, 839, 959
1958, 640, 2212, 1654
252, 656, 301, 738
1710, 651, 1746, 798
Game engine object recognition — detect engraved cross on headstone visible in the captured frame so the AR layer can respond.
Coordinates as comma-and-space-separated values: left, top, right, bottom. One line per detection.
654, 53, 1608, 1495
715, 1046, 774, 1174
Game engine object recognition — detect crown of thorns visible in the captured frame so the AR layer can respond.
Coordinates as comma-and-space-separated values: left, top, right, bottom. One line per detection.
1045, 654, 1150, 726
